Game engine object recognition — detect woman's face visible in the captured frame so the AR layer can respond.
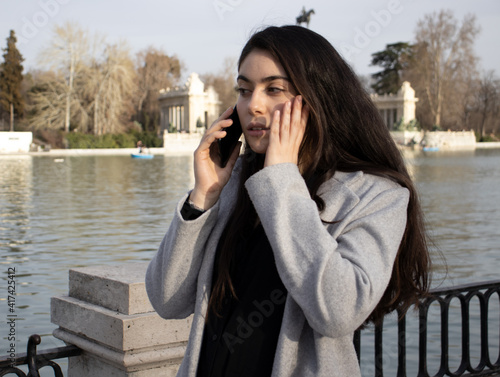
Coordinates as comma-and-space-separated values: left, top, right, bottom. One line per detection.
236, 49, 297, 154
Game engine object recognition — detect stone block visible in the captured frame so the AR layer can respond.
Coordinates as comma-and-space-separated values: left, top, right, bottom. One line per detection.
52, 262, 193, 376
69, 263, 153, 315
51, 296, 191, 350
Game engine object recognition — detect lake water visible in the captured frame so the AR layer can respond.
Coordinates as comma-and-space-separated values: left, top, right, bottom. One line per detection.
1, 149, 499, 376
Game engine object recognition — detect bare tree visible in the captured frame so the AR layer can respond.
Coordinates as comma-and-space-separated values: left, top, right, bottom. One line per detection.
37, 22, 92, 132
200, 57, 238, 112
29, 69, 90, 131
89, 42, 137, 135
30, 23, 136, 135
474, 70, 500, 138
29, 73, 68, 130
408, 10, 480, 129
456, 75, 478, 130
135, 47, 183, 132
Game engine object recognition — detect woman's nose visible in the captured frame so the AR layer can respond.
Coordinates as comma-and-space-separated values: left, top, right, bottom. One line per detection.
247, 91, 265, 115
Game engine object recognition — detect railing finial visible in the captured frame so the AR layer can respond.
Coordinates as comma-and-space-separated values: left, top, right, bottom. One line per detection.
26, 335, 63, 377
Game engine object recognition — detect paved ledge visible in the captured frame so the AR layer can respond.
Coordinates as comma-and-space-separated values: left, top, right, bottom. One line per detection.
476, 141, 500, 149
1, 147, 192, 157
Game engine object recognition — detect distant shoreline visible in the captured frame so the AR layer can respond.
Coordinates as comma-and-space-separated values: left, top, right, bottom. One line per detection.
475, 142, 500, 149
1, 142, 499, 158
0, 147, 195, 157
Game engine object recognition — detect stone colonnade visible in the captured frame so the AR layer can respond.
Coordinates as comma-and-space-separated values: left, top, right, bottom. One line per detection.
371, 81, 418, 130
158, 73, 221, 134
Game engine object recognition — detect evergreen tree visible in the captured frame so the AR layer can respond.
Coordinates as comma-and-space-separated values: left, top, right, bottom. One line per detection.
0, 30, 24, 131
370, 42, 414, 95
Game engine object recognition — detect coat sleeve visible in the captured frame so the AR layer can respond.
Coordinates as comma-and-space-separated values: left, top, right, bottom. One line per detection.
245, 163, 409, 338
145, 193, 219, 319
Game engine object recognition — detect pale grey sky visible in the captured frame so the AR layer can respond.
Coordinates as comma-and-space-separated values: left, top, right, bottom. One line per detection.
1, 0, 499, 81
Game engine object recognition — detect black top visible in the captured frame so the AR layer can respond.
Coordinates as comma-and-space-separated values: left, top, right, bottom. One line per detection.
181, 199, 287, 377
197, 224, 287, 377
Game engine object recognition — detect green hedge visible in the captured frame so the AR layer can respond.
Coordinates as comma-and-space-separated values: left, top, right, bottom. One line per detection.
65, 132, 162, 149
129, 130, 164, 148
477, 134, 498, 142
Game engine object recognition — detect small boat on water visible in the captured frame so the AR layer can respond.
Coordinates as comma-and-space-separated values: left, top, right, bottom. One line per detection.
422, 146, 439, 152
131, 153, 154, 159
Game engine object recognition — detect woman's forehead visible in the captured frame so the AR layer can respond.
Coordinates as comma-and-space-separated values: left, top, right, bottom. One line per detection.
238, 49, 286, 80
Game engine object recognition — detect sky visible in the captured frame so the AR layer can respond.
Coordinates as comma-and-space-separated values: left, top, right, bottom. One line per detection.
1, 0, 499, 84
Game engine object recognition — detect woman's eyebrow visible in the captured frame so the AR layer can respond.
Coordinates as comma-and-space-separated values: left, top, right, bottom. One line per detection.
237, 74, 290, 83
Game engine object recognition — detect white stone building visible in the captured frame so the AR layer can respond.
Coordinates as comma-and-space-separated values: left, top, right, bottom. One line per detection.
158, 73, 221, 134
370, 81, 418, 130
0, 131, 33, 153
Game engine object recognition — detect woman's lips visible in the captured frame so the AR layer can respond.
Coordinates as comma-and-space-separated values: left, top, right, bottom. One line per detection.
246, 123, 269, 137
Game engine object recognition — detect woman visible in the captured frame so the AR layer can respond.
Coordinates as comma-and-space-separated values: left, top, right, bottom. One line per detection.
146, 25, 431, 377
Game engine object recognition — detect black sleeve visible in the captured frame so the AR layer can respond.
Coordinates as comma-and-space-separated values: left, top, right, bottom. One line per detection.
180, 197, 206, 221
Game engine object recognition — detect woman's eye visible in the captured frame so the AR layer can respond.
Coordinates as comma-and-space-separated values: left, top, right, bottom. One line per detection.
268, 87, 284, 94
237, 88, 250, 95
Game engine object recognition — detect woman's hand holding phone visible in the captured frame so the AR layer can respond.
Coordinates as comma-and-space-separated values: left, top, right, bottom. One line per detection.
264, 95, 309, 169
190, 107, 242, 211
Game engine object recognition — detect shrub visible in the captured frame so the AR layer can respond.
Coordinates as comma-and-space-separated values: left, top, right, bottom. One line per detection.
95, 134, 119, 148
129, 130, 163, 148
66, 133, 95, 149
114, 133, 136, 148
64, 131, 162, 149
478, 134, 498, 142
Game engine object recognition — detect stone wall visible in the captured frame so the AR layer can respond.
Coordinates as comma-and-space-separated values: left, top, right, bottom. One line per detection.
0, 132, 33, 153
390, 130, 423, 146
163, 132, 202, 155
421, 131, 476, 150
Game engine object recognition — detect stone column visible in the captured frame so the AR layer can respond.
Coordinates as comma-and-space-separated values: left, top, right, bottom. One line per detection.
51, 263, 192, 377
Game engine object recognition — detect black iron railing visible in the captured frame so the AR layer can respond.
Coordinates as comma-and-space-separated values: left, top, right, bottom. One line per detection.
1, 280, 499, 377
355, 280, 500, 377
0, 335, 81, 377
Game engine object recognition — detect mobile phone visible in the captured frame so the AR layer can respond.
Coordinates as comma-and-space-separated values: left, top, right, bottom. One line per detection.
218, 106, 242, 168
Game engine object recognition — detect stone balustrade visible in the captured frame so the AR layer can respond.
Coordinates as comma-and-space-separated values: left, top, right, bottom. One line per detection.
421, 130, 476, 150
51, 263, 191, 376
48, 263, 500, 377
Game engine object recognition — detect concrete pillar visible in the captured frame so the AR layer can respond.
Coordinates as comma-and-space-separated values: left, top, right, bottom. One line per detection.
51, 263, 192, 376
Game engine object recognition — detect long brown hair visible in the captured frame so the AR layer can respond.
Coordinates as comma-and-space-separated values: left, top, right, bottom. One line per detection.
208, 25, 431, 325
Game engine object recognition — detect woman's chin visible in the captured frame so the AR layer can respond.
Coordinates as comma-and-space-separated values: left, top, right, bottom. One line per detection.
246, 140, 269, 155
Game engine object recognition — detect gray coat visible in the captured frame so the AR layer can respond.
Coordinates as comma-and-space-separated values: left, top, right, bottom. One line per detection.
146, 162, 409, 376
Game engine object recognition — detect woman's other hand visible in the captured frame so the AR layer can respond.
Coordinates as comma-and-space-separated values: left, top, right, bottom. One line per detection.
264, 95, 309, 168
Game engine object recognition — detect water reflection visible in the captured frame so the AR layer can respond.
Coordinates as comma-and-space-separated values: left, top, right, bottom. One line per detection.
403, 149, 500, 285
0, 156, 33, 257
1, 154, 195, 359
1, 149, 500, 375
27, 155, 195, 267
